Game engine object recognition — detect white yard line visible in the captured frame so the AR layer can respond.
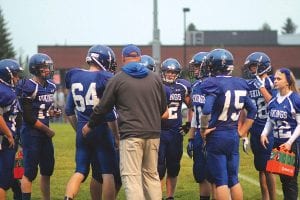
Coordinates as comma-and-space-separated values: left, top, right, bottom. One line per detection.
238, 173, 283, 196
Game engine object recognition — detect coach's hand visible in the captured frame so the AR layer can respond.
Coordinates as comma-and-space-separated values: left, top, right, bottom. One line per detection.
82, 123, 91, 137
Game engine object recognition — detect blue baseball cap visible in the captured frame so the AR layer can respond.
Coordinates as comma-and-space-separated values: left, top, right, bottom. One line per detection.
122, 44, 141, 57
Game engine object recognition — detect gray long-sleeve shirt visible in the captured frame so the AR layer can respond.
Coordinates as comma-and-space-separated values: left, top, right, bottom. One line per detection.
89, 70, 167, 140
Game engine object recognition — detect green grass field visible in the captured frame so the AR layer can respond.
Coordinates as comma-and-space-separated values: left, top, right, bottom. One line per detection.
7, 123, 298, 199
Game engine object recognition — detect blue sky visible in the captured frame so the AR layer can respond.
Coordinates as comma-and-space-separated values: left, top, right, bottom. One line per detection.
1, 0, 299, 57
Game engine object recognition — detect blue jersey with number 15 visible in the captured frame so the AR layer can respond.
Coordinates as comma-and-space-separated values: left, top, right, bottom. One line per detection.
200, 76, 256, 131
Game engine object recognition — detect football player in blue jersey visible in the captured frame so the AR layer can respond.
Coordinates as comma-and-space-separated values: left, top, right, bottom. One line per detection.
200, 49, 257, 200
0, 59, 23, 199
261, 68, 300, 200
187, 52, 216, 200
140, 55, 156, 72
243, 52, 276, 200
64, 45, 120, 200
17, 53, 58, 200
158, 58, 192, 200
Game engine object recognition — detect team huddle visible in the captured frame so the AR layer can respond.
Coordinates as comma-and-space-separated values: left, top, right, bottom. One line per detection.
0, 44, 299, 200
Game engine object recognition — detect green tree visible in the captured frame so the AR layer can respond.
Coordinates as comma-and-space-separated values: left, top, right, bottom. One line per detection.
260, 23, 272, 31
0, 7, 15, 59
188, 23, 197, 31
281, 17, 297, 34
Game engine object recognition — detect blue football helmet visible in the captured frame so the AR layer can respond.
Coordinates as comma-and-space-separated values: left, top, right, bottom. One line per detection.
206, 48, 234, 76
244, 52, 271, 77
29, 53, 54, 79
160, 58, 182, 83
189, 52, 209, 79
141, 55, 156, 72
0, 59, 23, 87
86, 45, 117, 73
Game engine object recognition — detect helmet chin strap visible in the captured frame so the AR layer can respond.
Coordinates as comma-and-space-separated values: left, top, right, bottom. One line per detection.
0, 78, 13, 87
5, 67, 14, 87
92, 57, 107, 71
257, 65, 271, 76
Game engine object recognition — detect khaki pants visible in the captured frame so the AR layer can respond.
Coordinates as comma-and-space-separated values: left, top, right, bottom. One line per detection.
120, 137, 162, 200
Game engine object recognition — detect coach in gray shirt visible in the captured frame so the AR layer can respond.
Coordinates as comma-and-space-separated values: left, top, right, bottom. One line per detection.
82, 44, 167, 200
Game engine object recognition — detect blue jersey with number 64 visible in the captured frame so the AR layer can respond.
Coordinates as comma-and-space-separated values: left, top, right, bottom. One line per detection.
65, 68, 116, 123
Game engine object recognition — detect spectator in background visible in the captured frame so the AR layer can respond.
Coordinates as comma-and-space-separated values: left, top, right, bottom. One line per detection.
53, 86, 65, 123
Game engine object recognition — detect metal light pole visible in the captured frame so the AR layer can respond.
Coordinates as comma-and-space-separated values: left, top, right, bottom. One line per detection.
152, 0, 161, 73
183, 7, 190, 68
